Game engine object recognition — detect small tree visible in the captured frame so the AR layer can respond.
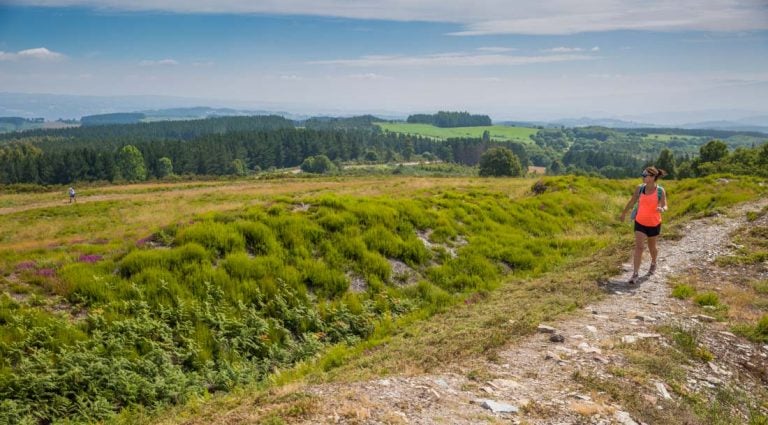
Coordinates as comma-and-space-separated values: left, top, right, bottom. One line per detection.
363, 150, 379, 162
700, 140, 729, 163
548, 158, 564, 175
300, 155, 337, 174
478, 147, 522, 177
230, 159, 247, 176
403, 139, 414, 161
116, 145, 146, 182
676, 161, 694, 179
655, 148, 676, 179
157, 157, 173, 178
758, 143, 768, 176
482, 130, 491, 142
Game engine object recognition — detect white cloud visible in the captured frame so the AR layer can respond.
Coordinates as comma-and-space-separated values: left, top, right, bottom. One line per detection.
545, 47, 584, 53
310, 52, 595, 67
279, 74, 302, 80
138, 59, 179, 66
476, 46, 517, 53
6, 0, 767, 35
348, 73, 390, 80
0, 47, 66, 61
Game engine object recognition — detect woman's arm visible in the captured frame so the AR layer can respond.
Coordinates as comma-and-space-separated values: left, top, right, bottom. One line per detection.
657, 188, 668, 212
619, 187, 641, 221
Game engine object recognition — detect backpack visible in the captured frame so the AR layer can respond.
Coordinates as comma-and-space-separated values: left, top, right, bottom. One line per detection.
630, 184, 662, 221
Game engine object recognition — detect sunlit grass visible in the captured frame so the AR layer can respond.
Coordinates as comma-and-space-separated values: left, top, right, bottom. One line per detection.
0, 174, 765, 424
375, 122, 538, 143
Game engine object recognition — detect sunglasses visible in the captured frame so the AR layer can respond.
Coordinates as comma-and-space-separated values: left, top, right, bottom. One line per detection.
641, 172, 649, 177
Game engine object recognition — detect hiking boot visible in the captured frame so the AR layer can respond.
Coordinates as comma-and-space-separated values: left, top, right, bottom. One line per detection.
648, 263, 657, 275
628, 273, 639, 284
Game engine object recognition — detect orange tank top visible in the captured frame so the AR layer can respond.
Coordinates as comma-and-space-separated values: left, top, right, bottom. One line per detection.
635, 186, 661, 227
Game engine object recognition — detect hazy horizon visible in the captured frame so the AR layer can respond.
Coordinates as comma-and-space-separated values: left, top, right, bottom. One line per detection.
1, 1, 767, 122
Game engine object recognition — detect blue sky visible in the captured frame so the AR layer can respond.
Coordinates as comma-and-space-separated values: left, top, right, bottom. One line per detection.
1, 1, 767, 121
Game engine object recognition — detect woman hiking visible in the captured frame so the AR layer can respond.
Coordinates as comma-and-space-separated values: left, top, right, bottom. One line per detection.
619, 166, 668, 284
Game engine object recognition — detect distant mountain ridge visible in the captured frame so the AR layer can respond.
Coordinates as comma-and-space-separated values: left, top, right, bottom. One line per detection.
0, 92, 302, 121
1, 92, 766, 134
79, 107, 295, 126
501, 116, 768, 134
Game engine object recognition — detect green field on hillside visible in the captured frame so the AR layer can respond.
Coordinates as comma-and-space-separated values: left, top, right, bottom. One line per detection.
0, 174, 765, 424
376, 122, 538, 143
642, 133, 698, 142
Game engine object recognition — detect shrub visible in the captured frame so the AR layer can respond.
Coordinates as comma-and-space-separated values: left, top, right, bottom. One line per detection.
410, 281, 454, 311
300, 155, 337, 174
119, 243, 209, 277
694, 291, 720, 306
363, 225, 401, 258
671, 326, 714, 362
176, 242, 210, 264
360, 251, 391, 282
399, 236, 431, 266
132, 267, 187, 308
672, 284, 696, 299
349, 202, 398, 228
316, 209, 357, 233
176, 221, 245, 256
752, 280, 768, 294
300, 260, 348, 298
234, 221, 280, 256
336, 233, 367, 262
754, 315, 768, 341
178, 263, 232, 299
430, 217, 458, 243
272, 216, 323, 258
498, 246, 537, 271
478, 147, 523, 177
59, 263, 116, 305
221, 252, 253, 281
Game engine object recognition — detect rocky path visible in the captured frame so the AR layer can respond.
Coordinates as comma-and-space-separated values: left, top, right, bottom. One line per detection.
289, 199, 768, 424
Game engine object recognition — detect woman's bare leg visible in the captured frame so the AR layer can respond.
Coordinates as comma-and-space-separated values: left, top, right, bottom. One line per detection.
647, 236, 658, 273
633, 231, 646, 275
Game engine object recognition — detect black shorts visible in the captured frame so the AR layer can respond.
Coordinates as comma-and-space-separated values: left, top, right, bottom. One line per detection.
634, 221, 661, 237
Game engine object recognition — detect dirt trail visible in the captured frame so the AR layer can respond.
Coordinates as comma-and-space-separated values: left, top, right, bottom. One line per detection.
277, 199, 768, 424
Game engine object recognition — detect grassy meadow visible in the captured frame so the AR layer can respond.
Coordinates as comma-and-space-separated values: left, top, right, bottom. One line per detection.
375, 122, 538, 143
0, 174, 765, 424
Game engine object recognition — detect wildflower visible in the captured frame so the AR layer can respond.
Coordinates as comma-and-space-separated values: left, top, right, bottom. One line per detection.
78, 254, 103, 263
15, 260, 36, 271
37, 268, 56, 277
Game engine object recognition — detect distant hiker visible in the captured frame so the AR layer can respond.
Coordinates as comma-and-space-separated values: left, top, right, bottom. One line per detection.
68, 187, 76, 203
619, 166, 668, 284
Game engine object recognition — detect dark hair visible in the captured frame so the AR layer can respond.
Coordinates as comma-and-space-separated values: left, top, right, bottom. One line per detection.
644, 166, 667, 180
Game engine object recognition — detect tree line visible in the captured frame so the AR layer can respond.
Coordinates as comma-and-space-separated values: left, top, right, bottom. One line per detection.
2, 115, 764, 184
0, 115, 296, 148
0, 128, 532, 184
406, 111, 492, 127
532, 126, 767, 178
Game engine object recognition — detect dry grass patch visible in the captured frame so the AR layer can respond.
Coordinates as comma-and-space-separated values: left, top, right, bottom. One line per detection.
568, 400, 607, 416
669, 209, 768, 342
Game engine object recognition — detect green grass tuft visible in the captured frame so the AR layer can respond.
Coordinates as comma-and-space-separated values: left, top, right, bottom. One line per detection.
672, 284, 696, 299
694, 291, 720, 307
